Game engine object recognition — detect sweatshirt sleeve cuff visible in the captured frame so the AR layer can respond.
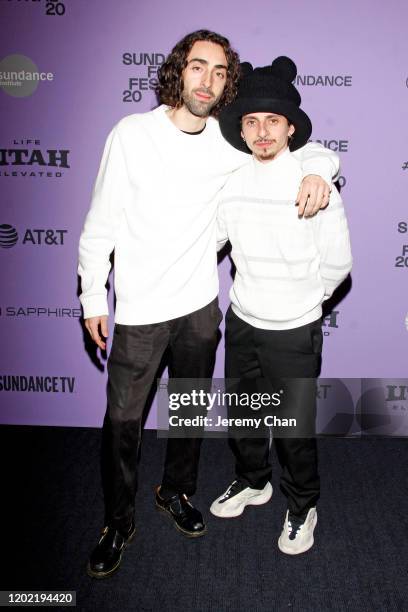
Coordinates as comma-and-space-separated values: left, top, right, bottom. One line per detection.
323, 281, 339, 300
80, 295, 109, 320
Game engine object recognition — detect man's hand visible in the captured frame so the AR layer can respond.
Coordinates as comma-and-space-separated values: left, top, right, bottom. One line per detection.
85, 315, 108, 350
296, 174, 330, 218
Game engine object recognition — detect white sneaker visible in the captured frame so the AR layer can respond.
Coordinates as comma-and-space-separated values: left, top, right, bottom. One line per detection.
278, 507, 317, 555
210, 479, 273, 518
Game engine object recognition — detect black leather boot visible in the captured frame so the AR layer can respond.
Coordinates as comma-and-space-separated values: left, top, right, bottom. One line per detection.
87, 522, 136, 579
155, 486, 206, 537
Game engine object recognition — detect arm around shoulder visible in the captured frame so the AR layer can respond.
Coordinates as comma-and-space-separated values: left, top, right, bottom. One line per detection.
293, 141, 340, 185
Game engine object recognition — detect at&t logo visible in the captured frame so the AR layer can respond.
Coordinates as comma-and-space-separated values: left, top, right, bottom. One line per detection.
0, 224, 67, 248
0, 224, 18, 249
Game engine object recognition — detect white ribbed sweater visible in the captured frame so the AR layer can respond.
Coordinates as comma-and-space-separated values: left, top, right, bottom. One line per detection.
217, 148, 352, 330
78, 105, 340, 324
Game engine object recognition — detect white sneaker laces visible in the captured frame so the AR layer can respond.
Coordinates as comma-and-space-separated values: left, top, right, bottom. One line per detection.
221, 480, 240, 500
287, 516, 304, 538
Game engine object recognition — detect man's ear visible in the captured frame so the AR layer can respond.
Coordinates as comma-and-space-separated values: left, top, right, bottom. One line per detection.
289, 124, 295, 137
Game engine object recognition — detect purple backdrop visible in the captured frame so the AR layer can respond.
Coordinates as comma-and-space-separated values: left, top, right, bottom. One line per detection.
1, 0, 407, 428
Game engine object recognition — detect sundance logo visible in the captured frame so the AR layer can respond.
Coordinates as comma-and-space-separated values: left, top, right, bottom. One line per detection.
0, 375, 75, 393
295, 75, 352, 87
309, 139, 349, 152
0, 54, 54, 98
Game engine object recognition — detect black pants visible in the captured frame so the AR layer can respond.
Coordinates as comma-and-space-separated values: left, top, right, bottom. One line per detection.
101, 298, 222, 532
225, 306, 322, 517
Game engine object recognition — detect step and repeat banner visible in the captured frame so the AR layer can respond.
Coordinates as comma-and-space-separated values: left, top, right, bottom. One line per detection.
1, 0, 407, 430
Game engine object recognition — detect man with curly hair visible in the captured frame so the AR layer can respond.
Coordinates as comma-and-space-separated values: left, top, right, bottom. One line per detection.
78, 29, 339, 578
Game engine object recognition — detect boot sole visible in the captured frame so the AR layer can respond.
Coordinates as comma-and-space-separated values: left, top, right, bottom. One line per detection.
86, 527, 136, 579
155, 502, 207, 538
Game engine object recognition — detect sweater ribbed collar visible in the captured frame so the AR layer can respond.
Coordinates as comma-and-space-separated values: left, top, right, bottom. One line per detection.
155, 104, 211, 139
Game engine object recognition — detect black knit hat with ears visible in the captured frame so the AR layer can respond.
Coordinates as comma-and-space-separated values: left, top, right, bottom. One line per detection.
219, 56, 312, 153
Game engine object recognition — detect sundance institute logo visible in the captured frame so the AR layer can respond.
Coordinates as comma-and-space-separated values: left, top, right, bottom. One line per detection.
0, 54, 54, 98
0, 224, 18, 249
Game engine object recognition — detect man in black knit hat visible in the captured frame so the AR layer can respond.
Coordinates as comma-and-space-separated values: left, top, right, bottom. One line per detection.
210, 57, 352, 554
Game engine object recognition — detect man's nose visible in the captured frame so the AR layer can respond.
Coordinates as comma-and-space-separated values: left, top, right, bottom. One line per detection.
201, 70, 212, 89
258, 121, 268, 138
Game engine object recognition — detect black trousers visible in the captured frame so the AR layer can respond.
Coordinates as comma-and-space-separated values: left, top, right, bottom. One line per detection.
225, 306, 322, 517
101, 298, 222, 532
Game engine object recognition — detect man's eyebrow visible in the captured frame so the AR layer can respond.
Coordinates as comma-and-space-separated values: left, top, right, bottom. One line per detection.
243, 114, 279, 120
187, 58, 227, 69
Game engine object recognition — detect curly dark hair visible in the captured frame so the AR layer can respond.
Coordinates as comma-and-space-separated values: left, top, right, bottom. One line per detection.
157, 30, 241, 117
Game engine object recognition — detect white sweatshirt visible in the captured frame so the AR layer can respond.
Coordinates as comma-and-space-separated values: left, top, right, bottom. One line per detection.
78, 105, 339, 325
217, 148, 352, 330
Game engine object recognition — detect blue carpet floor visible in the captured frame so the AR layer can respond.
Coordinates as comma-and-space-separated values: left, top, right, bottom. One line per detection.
2, 426, 407, 611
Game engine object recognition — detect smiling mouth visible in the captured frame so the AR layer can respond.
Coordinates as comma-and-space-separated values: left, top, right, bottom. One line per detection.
255, 141, 274, 147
